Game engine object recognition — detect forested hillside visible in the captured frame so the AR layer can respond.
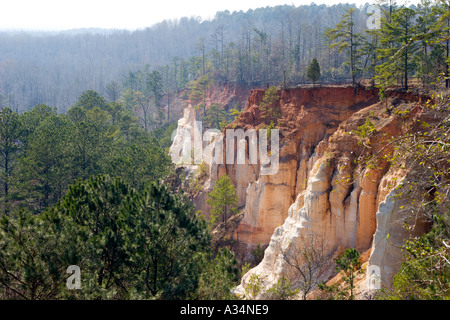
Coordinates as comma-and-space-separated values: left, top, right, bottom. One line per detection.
0, 0, 449, 301
1, 3, 370, 113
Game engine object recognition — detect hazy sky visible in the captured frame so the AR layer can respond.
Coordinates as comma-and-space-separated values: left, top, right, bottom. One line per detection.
0, 0, 390, 31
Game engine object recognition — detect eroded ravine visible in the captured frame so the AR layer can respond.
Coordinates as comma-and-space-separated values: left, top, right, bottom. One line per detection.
170, 85, 430, 298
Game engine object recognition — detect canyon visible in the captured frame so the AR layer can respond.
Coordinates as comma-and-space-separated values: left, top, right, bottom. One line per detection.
169, 84, 431, 298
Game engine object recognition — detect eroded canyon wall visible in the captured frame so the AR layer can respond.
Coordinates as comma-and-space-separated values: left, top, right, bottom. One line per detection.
222, 87, 380, 248
169, 85, 430, 295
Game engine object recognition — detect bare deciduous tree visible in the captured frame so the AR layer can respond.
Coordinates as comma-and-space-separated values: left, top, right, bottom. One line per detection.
281, 230, 329, 300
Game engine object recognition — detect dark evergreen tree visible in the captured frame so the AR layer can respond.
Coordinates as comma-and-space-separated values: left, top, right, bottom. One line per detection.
0, 108, 22, 214
307, 58, 321, 85
0, 207, 89, 299
74, 90, 109, 112
207, 174, 239, 230
203, 103, 227, 130
260, 86, 281, 124
375, 6, 418, 91
325, 8, 365, 86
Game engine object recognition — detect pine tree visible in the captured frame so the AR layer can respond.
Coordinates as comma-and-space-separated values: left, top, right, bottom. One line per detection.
196, 248, 240, 300
325, 8, 365, 86
0, 208, 89, 300
56, 175, 133, 294
260, 86, 281, 124
207, 174, 239, 230
433, 0, 450, 88
189, 74, 212, 117
0, 108, 22, 214
229, 105, 243, 123
375, 6, 418, 91
74, 90, 109, 112
0, 175, 212, 299
414, 0, 437, 87
334, 248, 361, 300
124, 181, 211, 299
17, 114, 70, 210
318, 248, 361, 300
203, 103, 227, 129
307, 58, 321, 85
146, 70, 164, 125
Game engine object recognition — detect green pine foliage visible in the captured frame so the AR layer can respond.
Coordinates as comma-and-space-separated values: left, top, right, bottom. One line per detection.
0, 91, 173, 213
188, 73, 212, 116
325, 8, 365, 85
74, 90, 109, 112
0, 88, 243, 300
229, 106, 243, 124
318, 248, 361, 300
206, 174, 239, 230
203, 103, 228, 130
0, 108, 22, 214
260, 86, 281, 124
307, 58, 321, 85
265, 277, 299, 300
196, 248, 240, 300
375, 7, 419, 91
0, 175, 215, 299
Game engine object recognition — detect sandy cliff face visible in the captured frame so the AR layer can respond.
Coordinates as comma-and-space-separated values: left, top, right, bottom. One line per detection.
168, 83, 253, 219
221, 87, 379, 248
233, 89, 430, 297
169, 85, 430, 295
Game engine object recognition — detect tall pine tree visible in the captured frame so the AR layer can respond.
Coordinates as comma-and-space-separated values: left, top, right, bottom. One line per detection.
325, 8, 365, 86
207, 174, 239, 230
307, 58, 321, 85
375, 6, 418, 91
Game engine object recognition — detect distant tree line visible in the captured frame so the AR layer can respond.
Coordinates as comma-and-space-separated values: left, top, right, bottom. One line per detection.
2, 2, 448, 115
0, 3, 368, 113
